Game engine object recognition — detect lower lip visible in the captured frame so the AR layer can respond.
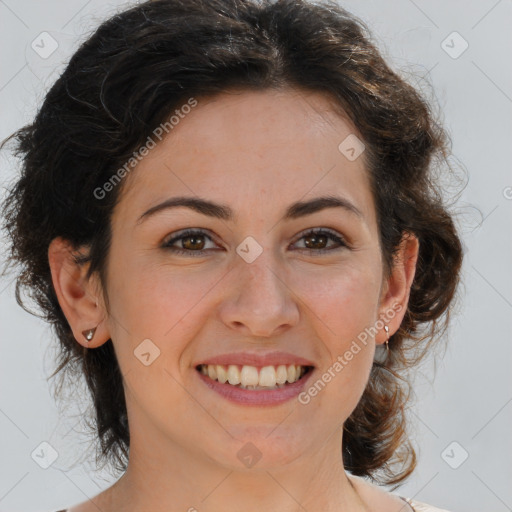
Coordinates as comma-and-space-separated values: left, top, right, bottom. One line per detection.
196, 368, 314, 406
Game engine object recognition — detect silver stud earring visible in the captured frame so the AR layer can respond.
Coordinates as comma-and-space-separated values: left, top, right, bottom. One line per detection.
81, 327, 97, 343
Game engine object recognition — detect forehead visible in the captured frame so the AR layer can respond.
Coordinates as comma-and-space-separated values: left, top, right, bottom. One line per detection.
114, 88, 376, 228
166, 88, 359, 165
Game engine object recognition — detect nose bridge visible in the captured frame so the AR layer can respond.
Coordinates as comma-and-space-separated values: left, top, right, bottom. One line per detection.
237, 245, 285, 304
220, 244, 299, 336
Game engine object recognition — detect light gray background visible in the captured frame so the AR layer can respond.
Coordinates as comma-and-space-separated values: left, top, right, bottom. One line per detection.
1, 1, 511, 511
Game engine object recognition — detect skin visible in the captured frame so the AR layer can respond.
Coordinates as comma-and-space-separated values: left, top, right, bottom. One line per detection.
48, 87, 419, 512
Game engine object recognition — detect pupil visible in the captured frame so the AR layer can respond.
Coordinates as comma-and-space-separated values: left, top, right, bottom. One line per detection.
305, 234, 326, 249
184, 235, 204, 250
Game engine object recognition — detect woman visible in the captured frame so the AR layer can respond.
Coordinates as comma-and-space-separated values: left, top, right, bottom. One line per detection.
1, 0, 463, 511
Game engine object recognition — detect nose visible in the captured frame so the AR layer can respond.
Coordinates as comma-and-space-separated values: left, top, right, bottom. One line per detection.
218, 251, 300, 338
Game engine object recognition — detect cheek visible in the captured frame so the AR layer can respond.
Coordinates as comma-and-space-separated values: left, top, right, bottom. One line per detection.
293, 261, 381, 344
292, 263, 379, 401
106, 263, 219, 420
106, 257, 219, 362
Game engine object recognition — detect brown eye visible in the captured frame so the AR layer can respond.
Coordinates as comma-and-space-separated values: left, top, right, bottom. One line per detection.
293, 229, 348, 253
303, 232, 329, 249
163, 229, 217, 256
181, 234, 206, 250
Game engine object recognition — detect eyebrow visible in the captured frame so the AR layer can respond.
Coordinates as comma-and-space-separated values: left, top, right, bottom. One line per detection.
136, 194, 364, 225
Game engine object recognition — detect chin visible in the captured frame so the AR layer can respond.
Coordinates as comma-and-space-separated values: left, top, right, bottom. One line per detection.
205, 426, 308, 471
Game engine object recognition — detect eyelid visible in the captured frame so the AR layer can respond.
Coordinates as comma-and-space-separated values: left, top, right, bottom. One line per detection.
291, 227, 348, 246
162, 228, 219, 249
162, 227, 349, 255
290, 228, 350, 254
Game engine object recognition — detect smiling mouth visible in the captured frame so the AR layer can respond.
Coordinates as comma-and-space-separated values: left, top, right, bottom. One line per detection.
196, 364, 314, 390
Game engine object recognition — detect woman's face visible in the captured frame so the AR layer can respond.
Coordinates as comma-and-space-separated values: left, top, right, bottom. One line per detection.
98, 88, 406, 470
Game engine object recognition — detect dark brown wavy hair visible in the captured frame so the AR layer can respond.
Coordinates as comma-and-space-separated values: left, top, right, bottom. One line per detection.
1, 0, 464, 487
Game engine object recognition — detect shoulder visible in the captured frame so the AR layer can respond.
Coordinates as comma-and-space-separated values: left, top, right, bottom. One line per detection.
348, 474, 414, 511
348, 474, 452, 512
405, 498, 453, 512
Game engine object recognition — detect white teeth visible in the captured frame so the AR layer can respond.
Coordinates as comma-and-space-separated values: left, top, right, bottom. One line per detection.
227, 365, 241, 385
240, 365, 259, 386
199, 363, 308, 389
276, 364, 288, 385
259, 366, 277, 387
287, 365, 297, 382
216, 365, 228, 384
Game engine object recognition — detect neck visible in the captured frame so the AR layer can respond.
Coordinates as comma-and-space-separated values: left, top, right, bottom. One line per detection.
103, 424, 367, 512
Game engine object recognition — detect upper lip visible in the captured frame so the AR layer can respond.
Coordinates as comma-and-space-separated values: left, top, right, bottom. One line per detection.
195, 351, 315, 368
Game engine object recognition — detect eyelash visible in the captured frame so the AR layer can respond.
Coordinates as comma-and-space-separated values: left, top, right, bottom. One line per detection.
162, 228, 348, 257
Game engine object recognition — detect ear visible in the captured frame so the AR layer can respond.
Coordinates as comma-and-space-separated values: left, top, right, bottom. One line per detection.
48, 237, 110, 348
376, 232, 419, 344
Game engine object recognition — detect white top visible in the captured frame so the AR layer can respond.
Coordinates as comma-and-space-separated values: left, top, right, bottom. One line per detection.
401, 496, 452, 511
55, 499, 451, 512
54, 497, 451, 512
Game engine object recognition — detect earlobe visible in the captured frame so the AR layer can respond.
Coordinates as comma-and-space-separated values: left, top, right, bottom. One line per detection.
48, 237, 108, 347
376, 232, 420, 344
